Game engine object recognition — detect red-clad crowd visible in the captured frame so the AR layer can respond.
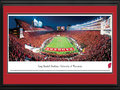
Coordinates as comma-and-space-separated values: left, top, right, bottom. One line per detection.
9, 30, 111, 61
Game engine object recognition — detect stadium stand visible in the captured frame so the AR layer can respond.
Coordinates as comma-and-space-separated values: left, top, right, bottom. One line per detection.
15, 19, 54, 31
9, 30, 111, 61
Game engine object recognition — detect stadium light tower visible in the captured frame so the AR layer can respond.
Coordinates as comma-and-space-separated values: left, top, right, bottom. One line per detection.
33, 18, 38, 27
33, 18, 43, 27
38, 21, 43, 27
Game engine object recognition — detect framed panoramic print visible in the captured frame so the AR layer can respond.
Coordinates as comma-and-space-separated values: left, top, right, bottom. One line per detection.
0, 0, 120, 90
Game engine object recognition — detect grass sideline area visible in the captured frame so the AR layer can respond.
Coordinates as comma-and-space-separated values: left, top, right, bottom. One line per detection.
43, 36, 79, 55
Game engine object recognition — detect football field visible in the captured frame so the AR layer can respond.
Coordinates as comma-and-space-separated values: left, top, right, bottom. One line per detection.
43, 36, 79, 55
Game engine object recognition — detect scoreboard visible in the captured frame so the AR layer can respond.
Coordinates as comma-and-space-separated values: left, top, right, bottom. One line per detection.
57, 26, 65, 31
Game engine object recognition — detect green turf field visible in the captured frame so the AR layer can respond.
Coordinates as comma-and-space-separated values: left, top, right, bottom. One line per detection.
43, 36, 79, 55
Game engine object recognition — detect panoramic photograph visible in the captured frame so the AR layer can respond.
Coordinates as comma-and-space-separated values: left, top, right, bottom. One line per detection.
8, 14, 112, 61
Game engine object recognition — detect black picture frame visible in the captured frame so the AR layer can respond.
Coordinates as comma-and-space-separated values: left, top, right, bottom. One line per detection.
0, 0, 120, 90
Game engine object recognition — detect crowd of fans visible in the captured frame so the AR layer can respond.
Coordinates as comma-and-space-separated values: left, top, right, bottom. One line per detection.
9, 30, 111, 61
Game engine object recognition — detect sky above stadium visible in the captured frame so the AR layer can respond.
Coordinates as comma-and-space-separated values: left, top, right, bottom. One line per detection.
9, 16, 108, 30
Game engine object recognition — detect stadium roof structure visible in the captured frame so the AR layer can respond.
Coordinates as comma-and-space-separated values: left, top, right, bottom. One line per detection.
15, 19, 54, 32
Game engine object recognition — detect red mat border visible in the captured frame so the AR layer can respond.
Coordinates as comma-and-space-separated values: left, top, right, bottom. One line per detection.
3, 6, 117, 84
